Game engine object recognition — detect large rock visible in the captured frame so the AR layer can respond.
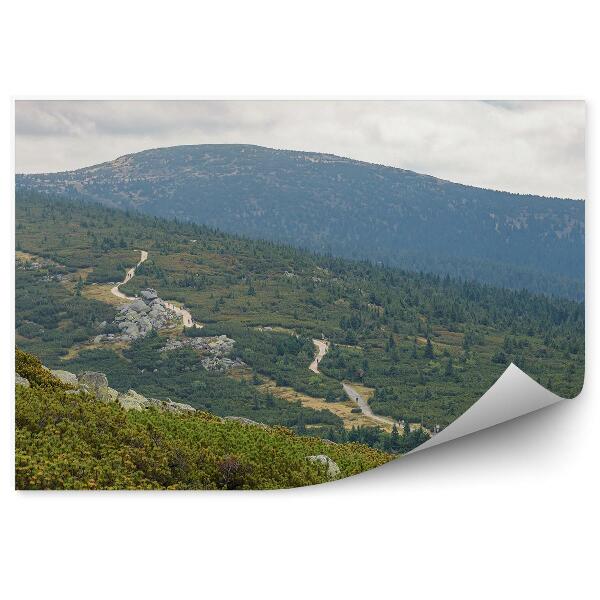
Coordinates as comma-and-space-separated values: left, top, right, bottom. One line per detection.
78, 371, 116, 402
122, 323, 140, 338
306, 455, 341, 479
116, 389, 196, 414
117, 389, 150, 411
78, 371, 109, 392
15, 373, 30, 387
50, 369, 78, 386
103, 387, 119, 403
224, 416, 268, 428
141, 289, 158, 301
129, 299, 148, 313
165, 400, 196, 414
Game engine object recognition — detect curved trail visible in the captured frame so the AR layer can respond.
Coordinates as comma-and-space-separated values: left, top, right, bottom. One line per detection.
310, 338, 400, 430
341, 383, 398, 429
309, 339, 329, 373
110, 249, 201, 328
110, 250, 148, 300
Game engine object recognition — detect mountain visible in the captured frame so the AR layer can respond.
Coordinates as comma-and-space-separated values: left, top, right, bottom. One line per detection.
16, 144, 585, 299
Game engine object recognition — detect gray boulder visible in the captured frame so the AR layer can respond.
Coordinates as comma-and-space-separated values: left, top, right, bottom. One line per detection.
50, 369, 78, 386
78, 371, 116, 402
141, 289, 158, 301
116, 389, 196, 414
78, 371, 109, 391
223, 416, 268, 428
306, 455, 341, 479
117, 389, 150, 411
15, 373, 30, 387
166, 400, 196, 413
129, 299, 148, 313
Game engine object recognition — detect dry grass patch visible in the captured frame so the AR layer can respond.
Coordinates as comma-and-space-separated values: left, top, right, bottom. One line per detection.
257, 378, 384, 430
82, 282, 128, 306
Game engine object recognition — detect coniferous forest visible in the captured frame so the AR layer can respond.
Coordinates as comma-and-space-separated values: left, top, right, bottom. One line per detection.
15, 190, 584, 483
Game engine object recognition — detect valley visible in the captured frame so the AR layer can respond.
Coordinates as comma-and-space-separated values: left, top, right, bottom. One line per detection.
15, 191, 584, 454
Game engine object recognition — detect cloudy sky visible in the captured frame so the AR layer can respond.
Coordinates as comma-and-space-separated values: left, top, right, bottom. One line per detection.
15, 100, 586, 199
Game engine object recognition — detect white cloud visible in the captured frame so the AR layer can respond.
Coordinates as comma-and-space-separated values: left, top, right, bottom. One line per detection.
15, 100, 586, 199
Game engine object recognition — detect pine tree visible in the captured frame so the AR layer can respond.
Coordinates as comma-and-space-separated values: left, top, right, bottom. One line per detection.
424, 337, 435, 359
390, 424, 400, 452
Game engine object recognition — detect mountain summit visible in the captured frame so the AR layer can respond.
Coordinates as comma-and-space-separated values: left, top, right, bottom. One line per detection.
16, 144, 584, 298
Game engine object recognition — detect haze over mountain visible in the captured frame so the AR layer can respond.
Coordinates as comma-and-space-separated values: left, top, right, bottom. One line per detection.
16, 144, 585, 299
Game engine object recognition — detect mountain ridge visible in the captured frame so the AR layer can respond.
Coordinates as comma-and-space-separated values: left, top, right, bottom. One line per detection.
16, 143, 585, 299
16, 143, 585, 200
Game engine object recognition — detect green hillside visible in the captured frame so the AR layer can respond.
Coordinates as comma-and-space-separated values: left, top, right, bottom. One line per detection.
15, 191, 584, 447
16, 349, 390, 489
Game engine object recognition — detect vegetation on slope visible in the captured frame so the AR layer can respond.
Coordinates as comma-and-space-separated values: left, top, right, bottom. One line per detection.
16, 350, 391, 490
15, 192, 584, 438
16, 144, 585, 298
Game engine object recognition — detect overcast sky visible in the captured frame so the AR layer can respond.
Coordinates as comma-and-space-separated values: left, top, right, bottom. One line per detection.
15, 100, 586, 199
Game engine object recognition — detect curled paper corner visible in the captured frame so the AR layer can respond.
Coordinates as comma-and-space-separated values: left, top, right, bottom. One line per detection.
409, 363, 564, 455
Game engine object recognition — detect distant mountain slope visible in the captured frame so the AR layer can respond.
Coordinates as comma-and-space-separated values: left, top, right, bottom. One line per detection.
16, 144, 585, 299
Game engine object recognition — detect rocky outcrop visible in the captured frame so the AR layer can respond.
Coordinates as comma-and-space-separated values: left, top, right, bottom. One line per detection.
50, 369, 79, 386
306, 455, 341, 479
116, 389, 196, 413
78, 371, 109, 391
76, 371, 118, 402
17, 366, 196, 415
223, 416, 268, 428
15, 373, 30, 387
115, 389, 150, 411
160, 334, 245, 372
200, 356, 245, 372
95, 288, 179, 343
160, 334, 235, 354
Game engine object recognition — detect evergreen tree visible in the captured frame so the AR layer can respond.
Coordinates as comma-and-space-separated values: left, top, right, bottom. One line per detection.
424, 337, 435, 359
390, 424, 400, 452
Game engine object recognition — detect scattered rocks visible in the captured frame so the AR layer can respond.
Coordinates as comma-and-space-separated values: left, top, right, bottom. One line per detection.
21, 363, 197, 415
94, 288, 179, 343
116, 389, 195, 414
223, 416, 268, 428
306, 455, 341, 479
160, 334, 235, 354
159, 334, 244, 372
15, 373, 30, 387
41, 273, 67, 282
201, 356, 245, 372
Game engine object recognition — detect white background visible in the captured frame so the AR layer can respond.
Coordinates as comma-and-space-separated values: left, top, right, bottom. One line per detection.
1, 2, 597, 598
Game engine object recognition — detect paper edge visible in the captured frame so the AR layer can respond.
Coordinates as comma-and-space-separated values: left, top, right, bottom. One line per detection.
408, 363, 563, 454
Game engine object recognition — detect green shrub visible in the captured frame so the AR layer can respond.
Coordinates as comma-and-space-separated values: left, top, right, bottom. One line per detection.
15, 350, 392, 490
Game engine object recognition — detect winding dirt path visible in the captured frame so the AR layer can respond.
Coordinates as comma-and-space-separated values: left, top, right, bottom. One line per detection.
110, 249, 201, 328
342, 383, 398, 429
309, 338, 401, 430
110, 250, 148, 300
309, 339, 329, 373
